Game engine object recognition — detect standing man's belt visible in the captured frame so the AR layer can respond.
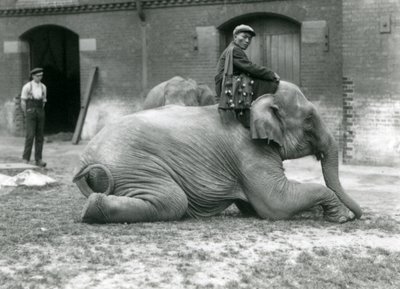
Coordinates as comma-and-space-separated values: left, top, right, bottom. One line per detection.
26, 99, 44, 108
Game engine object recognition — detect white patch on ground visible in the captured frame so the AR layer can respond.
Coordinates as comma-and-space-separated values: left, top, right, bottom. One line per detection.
0, 169, 56, 187
0, 173, 10, 183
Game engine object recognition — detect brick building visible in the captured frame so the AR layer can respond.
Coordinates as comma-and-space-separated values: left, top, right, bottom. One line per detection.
0, 0, 399, 166
342, 0, 400, 166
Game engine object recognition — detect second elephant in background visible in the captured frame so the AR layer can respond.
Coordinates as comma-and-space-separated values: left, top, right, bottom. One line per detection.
143, 76, 216, 109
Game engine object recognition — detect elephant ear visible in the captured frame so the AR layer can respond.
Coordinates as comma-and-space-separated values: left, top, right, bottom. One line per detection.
197, 84, 216, 105
250, 94, 284, 146
143, 80, 168, 109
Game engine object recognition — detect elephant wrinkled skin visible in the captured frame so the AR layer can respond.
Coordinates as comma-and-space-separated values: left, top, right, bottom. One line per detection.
143, 76, 216, 109
74, 81, 362, 224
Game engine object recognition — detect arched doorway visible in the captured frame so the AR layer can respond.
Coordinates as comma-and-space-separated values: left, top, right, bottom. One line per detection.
219, 14, 301, 84
20, 25, 81, 134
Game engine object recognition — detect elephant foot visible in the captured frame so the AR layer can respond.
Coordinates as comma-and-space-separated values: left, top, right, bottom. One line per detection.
81, 193, 109, 224
323, 204, 355, 223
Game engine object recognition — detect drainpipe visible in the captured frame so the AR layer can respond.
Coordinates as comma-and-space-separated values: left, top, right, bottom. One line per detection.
136, 0, 147, 98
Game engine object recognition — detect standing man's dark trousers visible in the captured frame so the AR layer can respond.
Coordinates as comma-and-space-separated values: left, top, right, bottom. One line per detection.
22, 100, 45, 162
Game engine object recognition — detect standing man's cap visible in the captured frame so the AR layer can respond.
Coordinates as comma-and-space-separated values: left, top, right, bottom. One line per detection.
30, 67, 43, 75
233, 24, 256, 37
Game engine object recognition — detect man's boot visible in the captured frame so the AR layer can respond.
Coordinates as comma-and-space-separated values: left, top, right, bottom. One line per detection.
35, 160, 47, 167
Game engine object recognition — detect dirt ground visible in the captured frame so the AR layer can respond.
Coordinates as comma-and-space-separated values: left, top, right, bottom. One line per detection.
0, 135, 399, 288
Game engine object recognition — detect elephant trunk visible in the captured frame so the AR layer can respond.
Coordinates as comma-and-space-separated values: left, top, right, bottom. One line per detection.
320, 140, 362, 219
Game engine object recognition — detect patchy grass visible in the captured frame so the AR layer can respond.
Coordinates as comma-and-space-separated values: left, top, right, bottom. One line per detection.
1, 147, 400, 288
1, 181, 400, 289
237, 248, 400, 289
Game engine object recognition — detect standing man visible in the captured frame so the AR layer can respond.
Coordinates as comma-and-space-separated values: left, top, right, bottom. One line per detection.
215, 24, 280, 126
21, 67, 47, 167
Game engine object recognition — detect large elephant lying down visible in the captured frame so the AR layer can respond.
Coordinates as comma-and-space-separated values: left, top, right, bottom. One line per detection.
73, 81, 362, 224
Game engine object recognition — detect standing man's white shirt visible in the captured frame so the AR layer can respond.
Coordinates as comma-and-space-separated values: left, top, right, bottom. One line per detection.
21, 80, 47, 102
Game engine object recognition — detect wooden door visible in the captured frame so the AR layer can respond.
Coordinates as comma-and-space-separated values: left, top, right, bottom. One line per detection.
263, 33, 300, 84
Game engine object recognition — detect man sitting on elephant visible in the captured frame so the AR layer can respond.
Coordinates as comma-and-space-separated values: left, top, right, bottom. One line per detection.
215, 24, 280, 126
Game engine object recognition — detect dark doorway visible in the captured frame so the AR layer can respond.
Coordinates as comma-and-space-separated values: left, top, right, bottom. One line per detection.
220, 15, 301, 85
21, 25, 81, 134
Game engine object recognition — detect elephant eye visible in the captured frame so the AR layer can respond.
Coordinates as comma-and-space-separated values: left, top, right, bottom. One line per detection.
304, 115, 314, 130
271, 105, 279, 113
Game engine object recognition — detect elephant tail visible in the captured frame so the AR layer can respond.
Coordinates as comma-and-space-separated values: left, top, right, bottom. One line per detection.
72, 163, 115, 198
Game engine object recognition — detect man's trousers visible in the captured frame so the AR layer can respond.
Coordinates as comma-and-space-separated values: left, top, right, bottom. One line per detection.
22, 102, 45, 162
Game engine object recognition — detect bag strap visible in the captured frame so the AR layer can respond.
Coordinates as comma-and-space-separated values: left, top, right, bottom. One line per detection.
41, 83, 45, 98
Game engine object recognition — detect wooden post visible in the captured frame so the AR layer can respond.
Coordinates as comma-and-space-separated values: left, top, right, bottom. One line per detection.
72, 67, 98, 145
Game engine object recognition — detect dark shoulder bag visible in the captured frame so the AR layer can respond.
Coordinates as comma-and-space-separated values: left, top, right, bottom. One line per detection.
218, 47, 254, 110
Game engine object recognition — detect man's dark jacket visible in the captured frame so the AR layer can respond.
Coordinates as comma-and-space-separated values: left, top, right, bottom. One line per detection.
215, 42, 277, 99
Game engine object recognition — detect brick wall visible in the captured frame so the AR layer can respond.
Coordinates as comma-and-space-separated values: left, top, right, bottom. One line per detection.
342, 0, 400, 166
342, 77, 354, 162
0, 0, 344, 142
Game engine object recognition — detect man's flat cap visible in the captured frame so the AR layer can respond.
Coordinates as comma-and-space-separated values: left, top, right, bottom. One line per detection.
30, 67, 43, 75
233, 24, 256, 37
